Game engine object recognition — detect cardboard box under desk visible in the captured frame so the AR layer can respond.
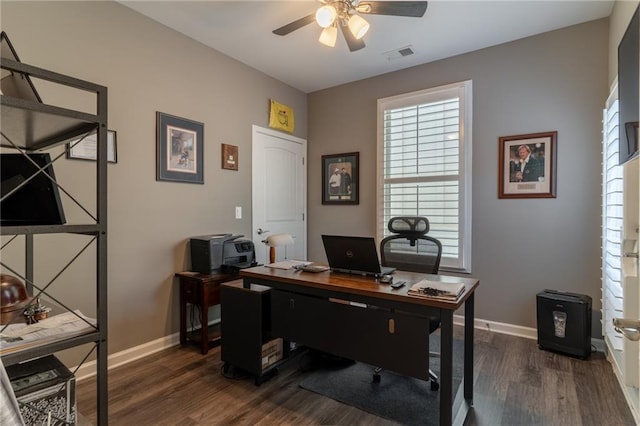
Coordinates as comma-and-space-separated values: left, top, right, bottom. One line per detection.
261, 338, 283, 370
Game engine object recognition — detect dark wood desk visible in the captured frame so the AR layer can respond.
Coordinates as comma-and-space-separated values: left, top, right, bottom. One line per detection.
239, 266, 479, 426
175, 271, 240, 354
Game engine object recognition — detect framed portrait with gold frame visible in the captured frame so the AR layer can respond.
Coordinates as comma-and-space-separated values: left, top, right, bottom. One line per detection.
498, 131, 557, 199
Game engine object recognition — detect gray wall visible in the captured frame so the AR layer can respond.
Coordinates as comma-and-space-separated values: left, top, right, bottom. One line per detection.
1, 1, 307, 355
307, 19, 609, 330
0, 0, 628, 357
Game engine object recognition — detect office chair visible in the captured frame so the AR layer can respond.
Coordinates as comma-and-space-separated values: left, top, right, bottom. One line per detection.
376, 216, 443, 391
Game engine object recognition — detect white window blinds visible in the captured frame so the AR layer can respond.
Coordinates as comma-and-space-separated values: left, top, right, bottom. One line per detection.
377, 81, 472, 272
602, 87, 624, 352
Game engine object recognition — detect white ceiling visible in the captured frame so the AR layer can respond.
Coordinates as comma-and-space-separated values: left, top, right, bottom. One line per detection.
119, 1, 614, 93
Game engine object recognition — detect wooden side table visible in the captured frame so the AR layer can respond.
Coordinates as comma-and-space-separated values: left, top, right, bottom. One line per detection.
175, 271, 240, 354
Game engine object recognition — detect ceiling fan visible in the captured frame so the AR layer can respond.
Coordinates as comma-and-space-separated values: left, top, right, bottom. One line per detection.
272, 1, 428, 52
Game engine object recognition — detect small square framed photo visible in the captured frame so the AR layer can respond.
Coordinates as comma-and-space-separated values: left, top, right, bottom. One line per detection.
498, 131, 557, 199
322, 152, 359, 205
156, 112, 204, 184
221, 143, 238, 170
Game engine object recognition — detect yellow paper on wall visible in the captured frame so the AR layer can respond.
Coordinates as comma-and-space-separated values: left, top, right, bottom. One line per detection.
269, 99, 295, 133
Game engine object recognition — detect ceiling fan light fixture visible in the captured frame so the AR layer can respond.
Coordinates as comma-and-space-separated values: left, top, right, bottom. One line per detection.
316, 5, 337, 28
319, 25, 338, 47
348, 14, 370, 39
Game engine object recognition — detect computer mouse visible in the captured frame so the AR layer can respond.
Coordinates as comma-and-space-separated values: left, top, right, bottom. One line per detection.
380, 274, 393, 284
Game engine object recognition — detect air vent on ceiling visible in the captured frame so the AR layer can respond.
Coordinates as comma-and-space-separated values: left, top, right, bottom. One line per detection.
382, 46, 415, 61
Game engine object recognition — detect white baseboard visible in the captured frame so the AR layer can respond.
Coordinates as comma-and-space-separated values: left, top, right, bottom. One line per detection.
75, 316, 605, 382
453, 315, 606, 353
455, 315, 537, 339
74, 332, 180, 381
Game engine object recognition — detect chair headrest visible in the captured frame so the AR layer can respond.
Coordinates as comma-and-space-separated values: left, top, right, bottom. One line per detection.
387, 217, 429, 236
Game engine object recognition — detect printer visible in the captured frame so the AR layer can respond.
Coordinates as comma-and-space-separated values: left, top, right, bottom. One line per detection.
190, 234, 256, 274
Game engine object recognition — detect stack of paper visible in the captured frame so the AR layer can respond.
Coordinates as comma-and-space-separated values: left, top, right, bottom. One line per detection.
0, 310, 97, 354
408, 280, 465, 301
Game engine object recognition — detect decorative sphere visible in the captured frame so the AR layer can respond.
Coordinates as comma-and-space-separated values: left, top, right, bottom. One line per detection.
1, 274, 29, 309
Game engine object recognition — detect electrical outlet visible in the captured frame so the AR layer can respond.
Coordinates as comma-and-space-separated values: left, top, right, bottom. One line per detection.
235, 206, 242, 219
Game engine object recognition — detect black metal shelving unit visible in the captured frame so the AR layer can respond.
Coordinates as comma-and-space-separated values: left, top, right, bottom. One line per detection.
1, 57, 108, 425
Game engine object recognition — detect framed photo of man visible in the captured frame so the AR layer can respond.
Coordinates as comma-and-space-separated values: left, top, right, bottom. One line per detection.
498, 131, 557, 199
322, 152, 359, 205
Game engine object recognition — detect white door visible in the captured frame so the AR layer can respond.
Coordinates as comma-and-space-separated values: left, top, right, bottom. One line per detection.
252, 125, 307, 265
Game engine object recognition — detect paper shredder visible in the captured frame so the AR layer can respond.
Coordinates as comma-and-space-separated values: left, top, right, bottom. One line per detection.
536, 289, 592, 358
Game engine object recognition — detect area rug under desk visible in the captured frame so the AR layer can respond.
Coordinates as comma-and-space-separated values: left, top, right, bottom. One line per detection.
298, 337, 464, 426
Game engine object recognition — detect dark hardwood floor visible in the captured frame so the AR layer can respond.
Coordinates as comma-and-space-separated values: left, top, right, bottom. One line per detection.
77, 329, 636, 425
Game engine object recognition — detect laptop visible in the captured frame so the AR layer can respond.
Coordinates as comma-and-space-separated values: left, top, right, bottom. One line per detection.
321, 235, 395, 278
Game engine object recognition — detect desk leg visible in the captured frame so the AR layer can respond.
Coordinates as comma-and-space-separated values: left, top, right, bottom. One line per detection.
179, 286, 186, 346
464, 292, 474, 402
440, 309, 453, 426
200, 285, 209, 355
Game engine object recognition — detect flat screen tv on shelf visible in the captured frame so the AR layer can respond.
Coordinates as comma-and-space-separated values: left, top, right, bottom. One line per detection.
1, 153, 66, 226
618, 4, 639, 165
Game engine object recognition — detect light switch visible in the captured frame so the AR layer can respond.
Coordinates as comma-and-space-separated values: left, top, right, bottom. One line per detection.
235, 206, 242, 219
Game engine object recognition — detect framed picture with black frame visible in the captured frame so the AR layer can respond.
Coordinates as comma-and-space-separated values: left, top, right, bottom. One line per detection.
156, 112, 204, 184
322, 152, 359, 205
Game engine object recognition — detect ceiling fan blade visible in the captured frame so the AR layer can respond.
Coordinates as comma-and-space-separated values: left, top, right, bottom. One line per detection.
357, 1, 428, 17
340, 24, 366, 52
273, 14, 316, 36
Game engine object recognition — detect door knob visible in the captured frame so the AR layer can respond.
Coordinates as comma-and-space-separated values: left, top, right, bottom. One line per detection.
256, 228, 270, 235
613, 318, 640, 341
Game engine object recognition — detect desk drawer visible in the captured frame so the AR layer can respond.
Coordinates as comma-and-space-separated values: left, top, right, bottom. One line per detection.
271, 290, 430, 379
182, 279, 221, 307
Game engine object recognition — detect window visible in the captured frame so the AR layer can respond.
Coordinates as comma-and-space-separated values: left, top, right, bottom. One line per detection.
377, 81, 472, 272
601, 82, 624, 353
